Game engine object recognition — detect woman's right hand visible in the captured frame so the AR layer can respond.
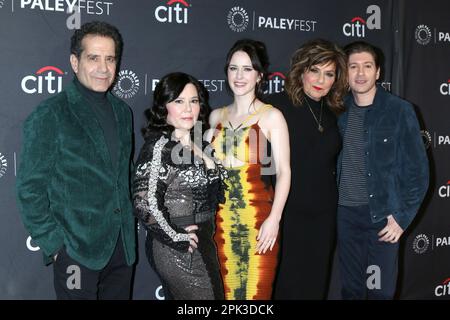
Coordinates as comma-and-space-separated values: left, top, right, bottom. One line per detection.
184, 224, 199, 253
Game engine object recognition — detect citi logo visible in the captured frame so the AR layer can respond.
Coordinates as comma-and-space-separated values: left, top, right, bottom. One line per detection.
439, 79, 450, 95
342, 5, 381, 38
155, 0, 189, 24
0, 152, 7, 178
21, 66, 65, 94
264, 72, 286, 94
378, 81, 391, 92
435, 278, 450, 297
438, 181, 450, 198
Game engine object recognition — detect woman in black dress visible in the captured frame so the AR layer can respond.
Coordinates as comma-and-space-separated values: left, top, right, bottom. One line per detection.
132, 72, 226, 299
268, 39, 348, 299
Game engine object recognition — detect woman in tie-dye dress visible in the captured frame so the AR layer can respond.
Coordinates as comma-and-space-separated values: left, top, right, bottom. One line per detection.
208, 39, 291, 299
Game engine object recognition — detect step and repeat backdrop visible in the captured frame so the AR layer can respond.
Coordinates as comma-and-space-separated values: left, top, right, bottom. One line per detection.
0, 0, 448, 299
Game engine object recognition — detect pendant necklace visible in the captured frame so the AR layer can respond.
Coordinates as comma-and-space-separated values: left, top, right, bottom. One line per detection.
305, 98, 324, 133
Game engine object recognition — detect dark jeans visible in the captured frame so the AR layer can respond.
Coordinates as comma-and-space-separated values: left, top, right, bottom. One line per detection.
337, 205, 399, 300
53, 233, 133, 300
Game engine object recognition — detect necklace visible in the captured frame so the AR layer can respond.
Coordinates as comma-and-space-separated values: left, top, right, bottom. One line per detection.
305, 98, 324, 133
228, 100, 257, 131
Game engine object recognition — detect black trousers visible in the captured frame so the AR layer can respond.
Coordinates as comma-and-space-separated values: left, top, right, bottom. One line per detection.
53, 233, 133, 300
274, 211, 336, 300
337, 205, 399, 300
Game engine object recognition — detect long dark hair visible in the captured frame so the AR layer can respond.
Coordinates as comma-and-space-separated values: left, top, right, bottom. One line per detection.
224, 38, 270, 101
142, 72, 210, 139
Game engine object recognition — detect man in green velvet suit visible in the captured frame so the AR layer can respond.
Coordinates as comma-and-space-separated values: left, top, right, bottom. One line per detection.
16, 21, 136, 299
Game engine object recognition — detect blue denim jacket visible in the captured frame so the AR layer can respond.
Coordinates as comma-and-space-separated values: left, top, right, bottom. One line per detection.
337, 86, 429, 230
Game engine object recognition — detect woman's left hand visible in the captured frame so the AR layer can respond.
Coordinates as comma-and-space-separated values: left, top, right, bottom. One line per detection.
256, 215, 279, 254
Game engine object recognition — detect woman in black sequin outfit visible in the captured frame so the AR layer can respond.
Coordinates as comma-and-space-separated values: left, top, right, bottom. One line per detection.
132, 72, 226, 299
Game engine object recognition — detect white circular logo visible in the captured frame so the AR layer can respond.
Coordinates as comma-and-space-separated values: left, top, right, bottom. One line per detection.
412, 233, 430, 254
421, 130, 432, 149
227, 6, 249, 32
113, 70, 140, 99
0, 152, 7, 178
415, 24, 432, 45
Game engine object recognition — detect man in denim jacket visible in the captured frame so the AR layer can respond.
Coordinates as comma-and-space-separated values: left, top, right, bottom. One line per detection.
336, 41, 429, 299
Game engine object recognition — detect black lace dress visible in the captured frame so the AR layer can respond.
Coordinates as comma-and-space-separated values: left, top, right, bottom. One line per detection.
132, 133, 227, 300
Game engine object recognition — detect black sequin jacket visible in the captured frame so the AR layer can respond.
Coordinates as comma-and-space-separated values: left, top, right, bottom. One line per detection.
132, 132, 227, 252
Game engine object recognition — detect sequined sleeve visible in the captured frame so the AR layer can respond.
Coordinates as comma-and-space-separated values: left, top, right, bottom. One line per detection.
214, 161, 228, 205
132, 135, 190, 252
204, 143, 228, 207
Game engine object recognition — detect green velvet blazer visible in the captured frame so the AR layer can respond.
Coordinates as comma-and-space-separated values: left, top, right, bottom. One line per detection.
16, 81, 136, 270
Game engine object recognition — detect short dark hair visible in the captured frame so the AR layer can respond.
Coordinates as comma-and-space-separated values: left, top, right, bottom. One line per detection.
70, 21, 123, 61
344, 41, 381, 69
143, 72, 210, 138
224, 38, 270, 100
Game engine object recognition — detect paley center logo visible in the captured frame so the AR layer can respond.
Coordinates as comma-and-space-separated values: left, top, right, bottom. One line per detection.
155, 0, 190, 24
0, 152, 7, 178
227, 6, 249, 32
151, 77, 225, 93
412, 233, 430, 254
435, 278, 450, 297
415, 25, 432, 45
420, 130, 432, 149
439, 79, 450, 95
437, 134, 450, 146
415, 24, 450, 45
21, 66, 65, 94
264, 72, 286, 94
435, 235, 450, 248
113, 69, 140, 99
421, 130, 449, 149
227, 6, 317, 33
342, 5, 381, 38
199, 79, 226, 93
413, 232, 450, 255
19, 0, 113, 15
438, 180, 450, 198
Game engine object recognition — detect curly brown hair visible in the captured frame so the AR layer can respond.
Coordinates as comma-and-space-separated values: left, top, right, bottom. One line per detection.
285, 39, 348, 114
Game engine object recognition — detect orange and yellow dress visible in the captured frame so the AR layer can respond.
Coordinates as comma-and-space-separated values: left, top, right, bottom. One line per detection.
212, 105, 278, 300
